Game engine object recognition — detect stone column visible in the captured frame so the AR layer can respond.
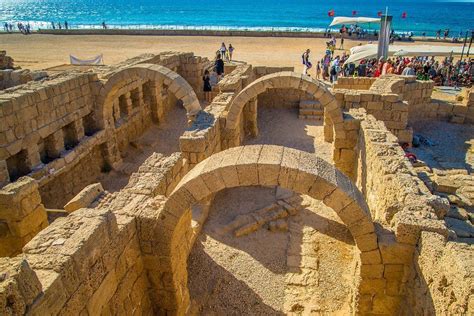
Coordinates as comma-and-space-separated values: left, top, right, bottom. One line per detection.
71, 119, 85, 142
0, 160, 9, 187
323, 108, 334, 143
45, 130, 64, 159
112, 99, 121, 124
125, 92, 133, 115
244, 97, 258, 137
25, 144, 41, 169
0, 177, 48, 257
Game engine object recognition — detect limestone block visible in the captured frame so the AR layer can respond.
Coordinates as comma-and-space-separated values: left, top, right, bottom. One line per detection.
63, 183, 104, 213
0, 257, 42, 315
236, 145, 262, 186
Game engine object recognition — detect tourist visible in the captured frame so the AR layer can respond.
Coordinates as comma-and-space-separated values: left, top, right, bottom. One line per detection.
444, 29, 449, 39
102, 21, 107, 29
51, 22, 55, 30
203, 69, 212, 103
302, 49, 312, 75
215, 54, 225, 80
330, 56, 340, 82
65, 21, 68, 30
358, 60, 367, 77
3, 23, 8, 33
339, 36, 344, 50
58, 22, 62, 30
401, 63, 416, 76
436, 29, 441, 39
315, 61, 321, 79
228, 44, 234, 61
219, 43, 227, 60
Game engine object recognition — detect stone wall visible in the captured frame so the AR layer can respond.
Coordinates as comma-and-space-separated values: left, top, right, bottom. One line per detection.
0, 208, 153, 315
0, 69, 48, 90
0, 178, 48, 257
403, 231, 473, 315
333, 77, 376, 90
0, 72, 98, 187
408, 87, 474, 125
0, 51, 14, 70
38, 144, 107, 208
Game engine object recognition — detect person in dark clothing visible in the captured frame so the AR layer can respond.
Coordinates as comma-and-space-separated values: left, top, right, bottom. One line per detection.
203, 70, 212, 103
215, 55, 224, 80
65, 21, 68, 29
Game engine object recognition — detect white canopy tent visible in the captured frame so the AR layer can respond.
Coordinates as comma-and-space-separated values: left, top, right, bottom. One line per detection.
329, 17, 381, 27
344, 44, 466, 64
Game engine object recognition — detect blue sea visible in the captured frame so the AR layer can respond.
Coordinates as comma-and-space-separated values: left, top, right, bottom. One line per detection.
0, 0, 473, 36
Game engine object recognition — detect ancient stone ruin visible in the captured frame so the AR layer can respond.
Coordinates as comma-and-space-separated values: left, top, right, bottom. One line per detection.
0, 51, 472, 315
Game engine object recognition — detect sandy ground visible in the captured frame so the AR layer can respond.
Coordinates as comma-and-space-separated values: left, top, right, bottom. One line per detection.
187, 186, 355, 315
245, 106, 333, 163
411, 121, 474, 172
1, 33, 464, 72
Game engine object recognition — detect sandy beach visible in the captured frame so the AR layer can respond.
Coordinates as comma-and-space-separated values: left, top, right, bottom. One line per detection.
1, 33, 465, 72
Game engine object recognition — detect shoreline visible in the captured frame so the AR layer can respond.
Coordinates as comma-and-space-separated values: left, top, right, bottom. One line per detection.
0, 28, 463, 44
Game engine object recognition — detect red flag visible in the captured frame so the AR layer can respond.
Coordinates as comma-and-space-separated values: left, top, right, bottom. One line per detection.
377, 11, 383, 17
328, 9, 335, 17
401, 12, 407, 19
352, 10, 357, 16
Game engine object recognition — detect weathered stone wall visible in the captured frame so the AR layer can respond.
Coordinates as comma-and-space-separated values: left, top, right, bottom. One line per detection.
333, 88, 412, 144
180, 63, 255, 168
0, 51, 14, 70
38, 144, 107, 208
258, 88, 314, 109
0, 72, 98, 186
0, 208, 153, 315
333, 77, 376, 90
409, 97, 474, 125
0, 69, 48, 90
403, 231, 473, 315
0, 177, 48, 257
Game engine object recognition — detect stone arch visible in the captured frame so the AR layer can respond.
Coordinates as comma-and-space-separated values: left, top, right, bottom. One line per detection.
156, 145, 379, 314
96, 63, 201, 128
225, 72, 343, 140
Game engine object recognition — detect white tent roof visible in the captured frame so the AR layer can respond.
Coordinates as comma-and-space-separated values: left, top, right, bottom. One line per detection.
329, 17, 381, 27
344, 44, 466, 64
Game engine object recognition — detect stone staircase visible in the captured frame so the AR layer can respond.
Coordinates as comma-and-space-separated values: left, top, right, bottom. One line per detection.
298, 100, 324, 121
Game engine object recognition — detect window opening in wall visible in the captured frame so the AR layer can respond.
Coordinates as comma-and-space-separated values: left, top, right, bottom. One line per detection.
83, 113, 97, 136
63, 123, 79, 150
119, 94, 129, 120
37, 139, 54, 164
6, 150, 30, 182
131, 87, 140, 109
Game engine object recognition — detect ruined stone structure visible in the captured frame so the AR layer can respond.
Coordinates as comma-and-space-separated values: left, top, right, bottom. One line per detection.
0, 52, 472, 315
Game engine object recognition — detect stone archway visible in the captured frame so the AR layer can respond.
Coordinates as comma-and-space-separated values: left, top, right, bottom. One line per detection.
154, 145, 380, 314
96, 63, 201, 128
225, 72, 343, 142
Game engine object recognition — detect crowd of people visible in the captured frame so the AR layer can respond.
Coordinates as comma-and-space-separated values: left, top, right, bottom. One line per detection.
302, 40, 473, 87
3, 22, 32, 34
